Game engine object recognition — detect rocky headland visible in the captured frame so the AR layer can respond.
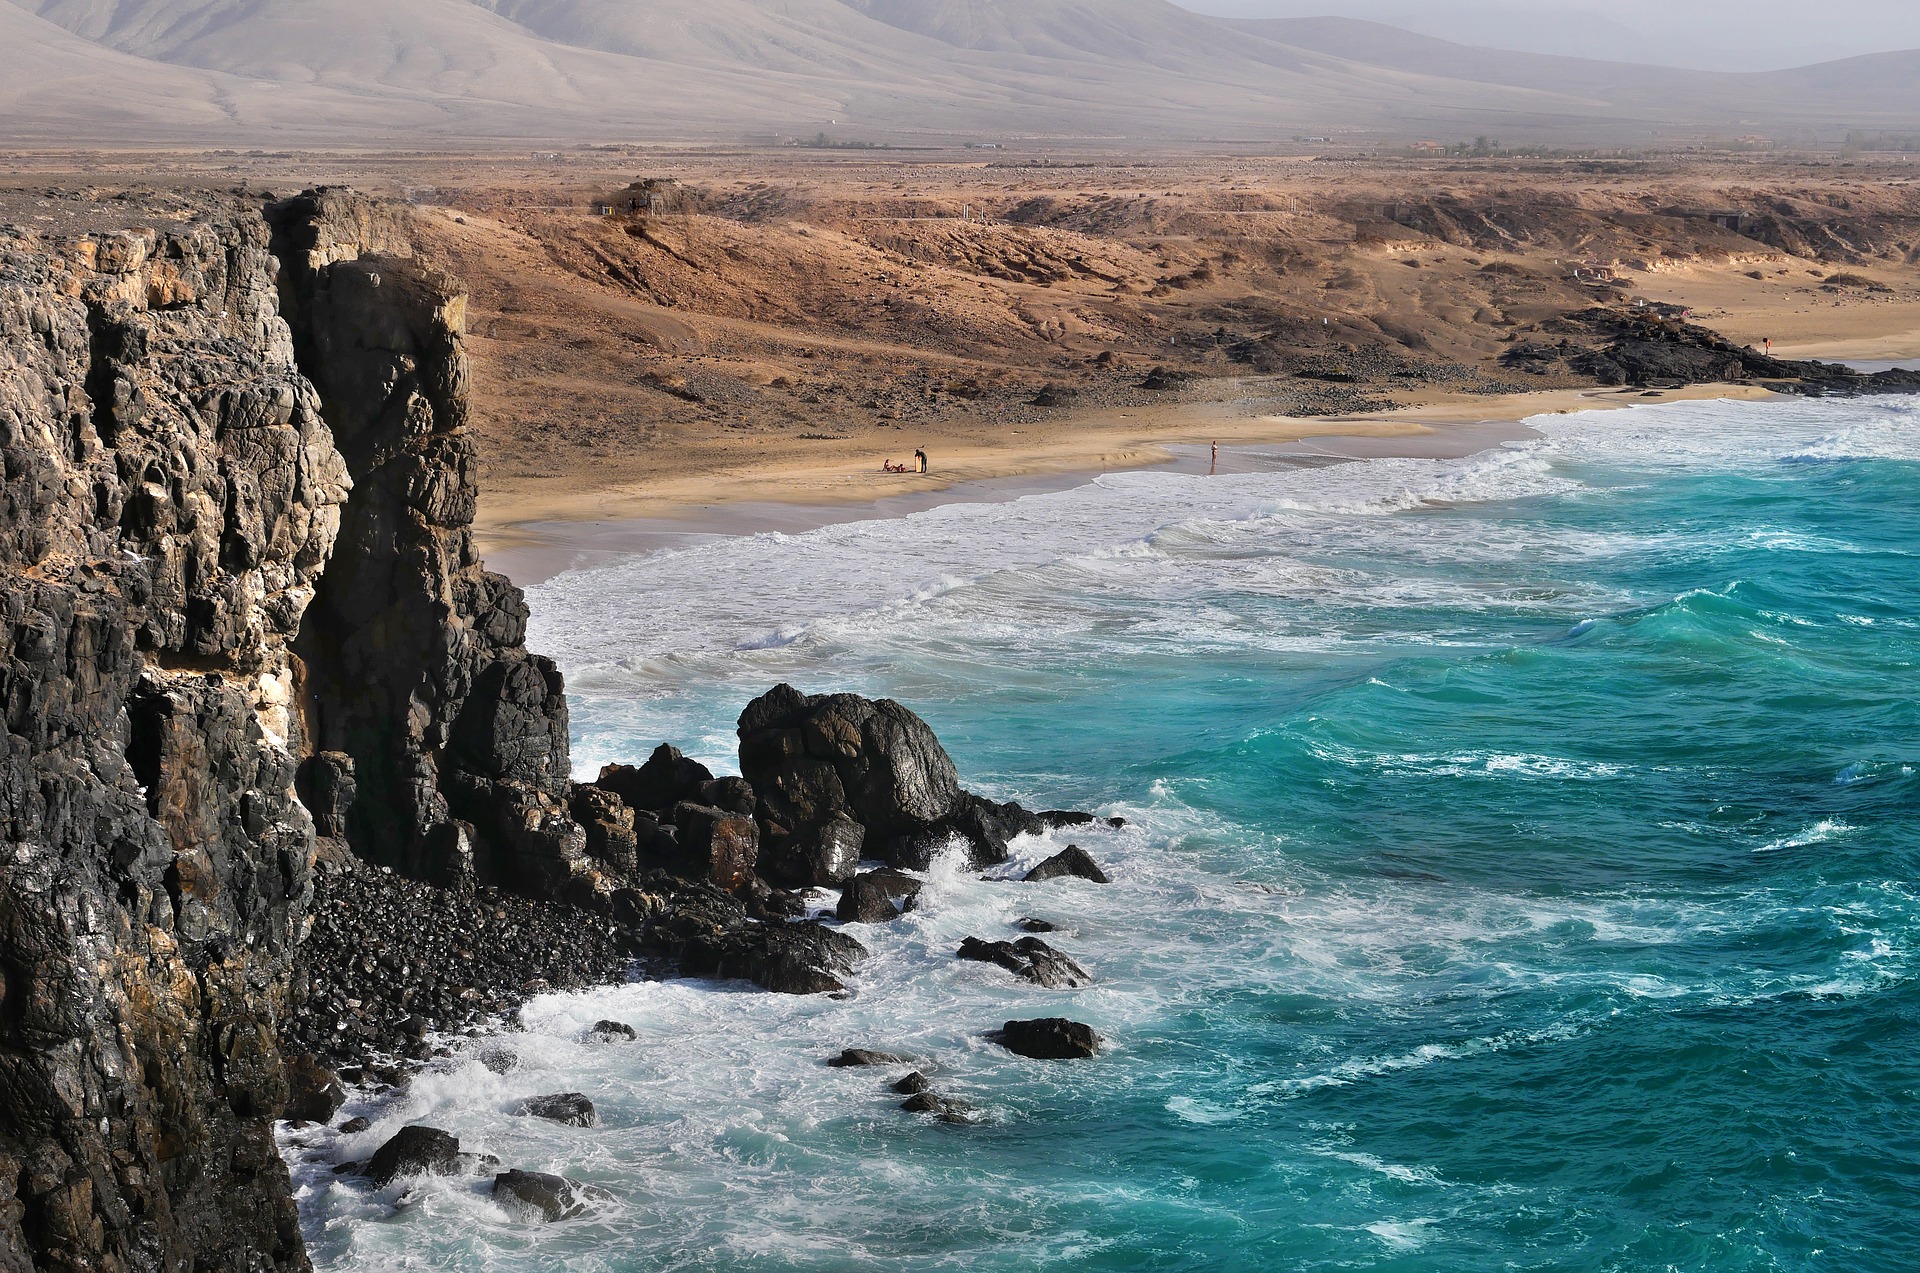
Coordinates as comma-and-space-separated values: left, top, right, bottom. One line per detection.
0, 190, 1105, 1268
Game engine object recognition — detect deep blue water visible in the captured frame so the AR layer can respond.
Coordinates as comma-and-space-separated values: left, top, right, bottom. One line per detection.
294, 395, 1920, 1271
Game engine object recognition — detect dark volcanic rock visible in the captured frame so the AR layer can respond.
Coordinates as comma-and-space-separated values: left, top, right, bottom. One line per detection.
680, 918, 868, 994
0, 199, 341, 1272
281, 860, 627, 1067
827, 1048, 911, 1067
596, 744, 713, 815
995, 1018, 1103, 1060
901, 1091, 978, 1123
892, 1071, 932, 1095
367, 1126, 464, 1186
1037, 810, 1096, 828
492, 1169, 609, 1222
672, 802, 760, 891
957, 936, 1092, 988
738, 684, 1044, 870
761, 810, 865, 889
271, 188, 589, 897
1502, 306, 1920, 394
836, 868, 924, 923
513, 1093, 597, 1127
283, 1052, 348, 1123
1024, 845, 1111, 884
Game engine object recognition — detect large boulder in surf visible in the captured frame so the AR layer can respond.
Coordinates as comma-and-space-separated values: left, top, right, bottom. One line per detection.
512, 1093, 597, 1127
836, 867, 923, 923
367, 1125, 464, 1185
737, 685, 1046, 869
993, 1018, 1103, 1060
493, 1169, 611, 1222
1024, 845, 1110, 884
957, 936, 1091, 988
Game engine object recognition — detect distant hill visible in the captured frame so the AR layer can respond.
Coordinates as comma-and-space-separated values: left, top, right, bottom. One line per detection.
4, 0, 1917, 145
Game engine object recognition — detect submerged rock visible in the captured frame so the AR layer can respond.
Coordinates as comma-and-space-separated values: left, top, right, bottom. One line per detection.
957, 936, 1092, 988
513, 1093, 597, 1127
901, 1090, 978, 1123
827, 1048, 912, 1068
492, 1169, 611, 1223
1024, 845, 1111, 884
994, 1018, 1103, 1060
588, 1019, 636, 1043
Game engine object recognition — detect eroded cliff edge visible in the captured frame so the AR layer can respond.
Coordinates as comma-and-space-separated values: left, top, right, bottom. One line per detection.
0, 189, 1097, 1270
0, 189, 589, 1272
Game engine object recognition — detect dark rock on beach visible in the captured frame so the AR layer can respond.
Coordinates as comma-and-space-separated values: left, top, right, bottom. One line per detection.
958, 936, 1092, 988
282, 858, 628, 1067
596, 744, 714, 815
514, 1093, 598, 1127
995, 1018, 1104, 1060
492, 1169, 611, 1223
1025, 845, 1111, 884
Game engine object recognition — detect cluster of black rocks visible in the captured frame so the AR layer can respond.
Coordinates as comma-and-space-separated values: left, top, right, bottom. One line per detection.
280, 684, 1122, 1165
1503, 306, 1920, 393
283, 861, 629, 1067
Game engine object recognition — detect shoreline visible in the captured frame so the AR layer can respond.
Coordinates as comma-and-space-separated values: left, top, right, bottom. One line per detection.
477, 381, 1783, 585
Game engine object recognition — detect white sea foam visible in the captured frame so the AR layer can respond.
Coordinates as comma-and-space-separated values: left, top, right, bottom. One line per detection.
302, 392, 1920, 1268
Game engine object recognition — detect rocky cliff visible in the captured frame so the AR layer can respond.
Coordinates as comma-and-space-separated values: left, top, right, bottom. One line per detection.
0, 189, 1087, 1271
0, 189, 586, 1271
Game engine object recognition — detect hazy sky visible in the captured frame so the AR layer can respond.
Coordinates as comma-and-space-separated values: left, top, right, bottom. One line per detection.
1177, 0, 1920, 70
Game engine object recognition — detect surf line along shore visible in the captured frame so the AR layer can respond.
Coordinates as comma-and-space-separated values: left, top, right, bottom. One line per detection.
473, 380, 1783, 586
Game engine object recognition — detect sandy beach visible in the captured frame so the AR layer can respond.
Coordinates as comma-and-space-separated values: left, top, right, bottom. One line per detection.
476, 379, 1799, 585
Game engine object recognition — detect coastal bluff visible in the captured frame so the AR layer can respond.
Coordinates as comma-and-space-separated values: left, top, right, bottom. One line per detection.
0, 189, 1101, 1269
0, 189, 592, 1271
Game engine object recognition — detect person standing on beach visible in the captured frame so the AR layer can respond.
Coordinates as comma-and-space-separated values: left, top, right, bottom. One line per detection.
915, 448, 928, 474
1210, 440, 1218, 474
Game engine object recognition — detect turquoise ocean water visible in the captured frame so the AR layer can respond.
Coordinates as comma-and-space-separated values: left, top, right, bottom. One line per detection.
294, 395, 1920, 1271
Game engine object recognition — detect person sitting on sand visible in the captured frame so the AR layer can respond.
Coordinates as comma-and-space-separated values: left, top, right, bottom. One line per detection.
882, 459, 909, 473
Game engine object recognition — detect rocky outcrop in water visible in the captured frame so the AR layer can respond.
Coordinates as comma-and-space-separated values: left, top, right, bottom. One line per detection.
737, 683, 1048, 872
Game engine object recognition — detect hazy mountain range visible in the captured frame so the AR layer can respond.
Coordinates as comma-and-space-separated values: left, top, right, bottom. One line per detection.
4, 0, 1917, 146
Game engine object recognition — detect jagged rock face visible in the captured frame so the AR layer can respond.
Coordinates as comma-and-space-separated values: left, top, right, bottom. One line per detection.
0, 208, 336, 1270
268, 189, 584, 894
